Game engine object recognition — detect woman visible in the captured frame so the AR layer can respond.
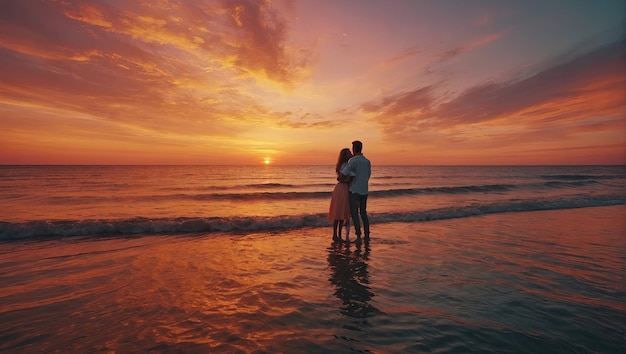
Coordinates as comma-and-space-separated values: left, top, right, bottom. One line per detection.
328, 148, 353, 241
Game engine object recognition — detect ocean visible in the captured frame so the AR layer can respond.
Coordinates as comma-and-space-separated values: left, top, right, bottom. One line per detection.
0, 165, 624, 352
0, 165, 624, 239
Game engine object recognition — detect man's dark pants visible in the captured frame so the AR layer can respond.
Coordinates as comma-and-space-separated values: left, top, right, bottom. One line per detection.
349, 192, 369, 237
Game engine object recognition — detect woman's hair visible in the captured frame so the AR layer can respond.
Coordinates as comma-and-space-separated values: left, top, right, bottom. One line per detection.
335, 148, 351, 173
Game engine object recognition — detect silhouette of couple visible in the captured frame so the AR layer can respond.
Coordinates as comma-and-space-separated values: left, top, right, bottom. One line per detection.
328, 140, 371, 242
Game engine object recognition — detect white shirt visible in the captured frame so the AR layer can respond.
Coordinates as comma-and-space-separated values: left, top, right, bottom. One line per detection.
340, 154, 371, 195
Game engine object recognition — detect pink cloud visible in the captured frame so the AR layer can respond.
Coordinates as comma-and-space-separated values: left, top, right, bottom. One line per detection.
363, 39, 625, 140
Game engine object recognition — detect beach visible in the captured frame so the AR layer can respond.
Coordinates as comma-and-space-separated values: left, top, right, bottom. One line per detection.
0, 205, 624, 353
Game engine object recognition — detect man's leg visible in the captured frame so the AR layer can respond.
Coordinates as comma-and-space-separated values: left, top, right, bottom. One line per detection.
350, 193, 361, 236
359, 194, 370, 237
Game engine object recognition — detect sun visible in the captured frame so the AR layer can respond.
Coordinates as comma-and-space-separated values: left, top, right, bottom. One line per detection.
264, 158, 271, 165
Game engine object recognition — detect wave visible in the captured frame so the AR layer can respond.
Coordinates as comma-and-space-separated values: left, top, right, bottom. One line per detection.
540, 174, 624, 181
2, 195, 623, 241
41, 180, 609, 205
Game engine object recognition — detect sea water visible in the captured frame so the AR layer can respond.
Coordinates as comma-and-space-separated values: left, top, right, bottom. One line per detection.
0, 165, 623, 240
0, 165, 624, 352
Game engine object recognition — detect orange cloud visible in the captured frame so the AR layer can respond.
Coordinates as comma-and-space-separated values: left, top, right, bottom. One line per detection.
0, 0, 316, 140
359, 39, 625, 164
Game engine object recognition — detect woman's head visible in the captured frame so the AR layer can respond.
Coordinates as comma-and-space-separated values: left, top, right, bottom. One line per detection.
341, 148, 352, 160
336, 148, 352, 173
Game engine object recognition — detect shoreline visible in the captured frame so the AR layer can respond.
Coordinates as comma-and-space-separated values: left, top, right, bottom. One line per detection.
1, 200, 624, 242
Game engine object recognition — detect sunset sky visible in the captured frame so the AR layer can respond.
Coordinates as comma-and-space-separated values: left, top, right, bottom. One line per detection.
1, 0, 624, 165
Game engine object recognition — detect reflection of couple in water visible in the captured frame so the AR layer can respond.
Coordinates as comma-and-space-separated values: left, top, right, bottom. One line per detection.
327, 239, 377, 320
328, 140, 371, 242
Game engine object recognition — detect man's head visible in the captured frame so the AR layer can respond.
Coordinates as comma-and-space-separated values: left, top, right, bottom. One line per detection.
352, 140, 363, 154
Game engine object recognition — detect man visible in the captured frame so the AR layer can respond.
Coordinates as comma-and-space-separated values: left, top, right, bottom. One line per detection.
340, 140, 371, 239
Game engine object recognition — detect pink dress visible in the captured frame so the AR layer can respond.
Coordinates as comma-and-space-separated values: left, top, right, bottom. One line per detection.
328, 172, 351, 221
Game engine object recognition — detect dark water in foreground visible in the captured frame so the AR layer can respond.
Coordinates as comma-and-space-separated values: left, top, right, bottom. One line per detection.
0, 206, 624, 353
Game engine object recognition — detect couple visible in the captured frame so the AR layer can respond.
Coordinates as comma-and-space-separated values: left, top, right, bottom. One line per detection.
328, 140, 371, 242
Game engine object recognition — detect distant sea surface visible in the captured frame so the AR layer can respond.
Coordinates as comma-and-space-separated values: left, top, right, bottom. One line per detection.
0, 165, 624, 353
0, 165, 624, 240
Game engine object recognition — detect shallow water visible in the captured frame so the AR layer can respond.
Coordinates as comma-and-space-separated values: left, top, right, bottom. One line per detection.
0, 206, 623, 353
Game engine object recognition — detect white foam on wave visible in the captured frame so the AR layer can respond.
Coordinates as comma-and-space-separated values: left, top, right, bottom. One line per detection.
1, 195, 623, 241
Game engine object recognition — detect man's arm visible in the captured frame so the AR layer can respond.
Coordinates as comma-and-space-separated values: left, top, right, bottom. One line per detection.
340, 160, 353, 176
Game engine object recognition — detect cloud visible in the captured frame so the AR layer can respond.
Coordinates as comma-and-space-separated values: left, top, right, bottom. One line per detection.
433, 32, 504, 68
221, 0, 306, 84
0, 0, 312, 139
383, 46, 421, 67
363, 38, 625, 143
361, 85, 436, 138
380, 32, 503, 71
441, 40, 623, 125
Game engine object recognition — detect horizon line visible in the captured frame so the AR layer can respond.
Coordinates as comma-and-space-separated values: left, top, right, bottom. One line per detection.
1, 163, 623, 167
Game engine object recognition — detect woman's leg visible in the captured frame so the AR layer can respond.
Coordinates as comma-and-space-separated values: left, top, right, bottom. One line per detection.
337, 220, 344, 239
